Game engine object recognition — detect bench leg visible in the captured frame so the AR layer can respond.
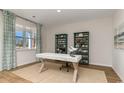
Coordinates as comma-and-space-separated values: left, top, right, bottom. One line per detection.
72, 63, 79, 83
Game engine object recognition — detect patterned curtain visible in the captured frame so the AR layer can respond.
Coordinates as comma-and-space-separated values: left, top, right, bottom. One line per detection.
36, 23, 42, 53
2, 10, 16, 70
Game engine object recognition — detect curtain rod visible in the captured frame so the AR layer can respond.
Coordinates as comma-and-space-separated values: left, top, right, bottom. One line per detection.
0, 9, 39, 25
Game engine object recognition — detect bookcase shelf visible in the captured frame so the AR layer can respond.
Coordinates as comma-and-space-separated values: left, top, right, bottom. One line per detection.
74, 32, 89, 64
55, 34, 67, 54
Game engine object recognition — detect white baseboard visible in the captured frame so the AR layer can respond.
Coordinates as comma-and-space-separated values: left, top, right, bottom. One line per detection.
90, 63, 112, 67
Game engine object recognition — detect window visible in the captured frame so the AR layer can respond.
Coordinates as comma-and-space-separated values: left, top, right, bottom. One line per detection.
16, 31, 24, 48
15, 17, 36, 49
16, 25, 36, 49
25, 31, 36, 49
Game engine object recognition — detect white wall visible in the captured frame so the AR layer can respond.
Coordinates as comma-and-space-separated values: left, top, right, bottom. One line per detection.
42, 16, 113, 67
0, 11, 3, 71
16, 50, 36, 66
113, 10, 124, 81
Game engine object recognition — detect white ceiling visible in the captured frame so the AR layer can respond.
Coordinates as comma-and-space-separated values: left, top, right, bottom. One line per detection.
10, 9, 116, 27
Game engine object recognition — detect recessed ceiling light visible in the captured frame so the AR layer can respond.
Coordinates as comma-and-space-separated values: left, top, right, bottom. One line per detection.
57, 10, 61, 13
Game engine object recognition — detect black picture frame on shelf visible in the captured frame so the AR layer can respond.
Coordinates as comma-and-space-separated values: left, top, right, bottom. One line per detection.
74, 32, 89, 64
55, 34, 68, 54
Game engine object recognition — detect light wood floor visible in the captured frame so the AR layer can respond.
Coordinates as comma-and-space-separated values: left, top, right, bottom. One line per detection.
0, 61, 122, 83
79, 64, 122, 83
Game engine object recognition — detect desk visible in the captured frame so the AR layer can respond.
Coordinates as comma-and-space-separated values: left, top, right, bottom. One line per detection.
36, 53, 82, 82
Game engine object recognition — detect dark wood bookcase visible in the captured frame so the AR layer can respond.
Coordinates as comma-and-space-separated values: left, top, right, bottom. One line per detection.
55, 34, 68, 54
74, 32, 89, 64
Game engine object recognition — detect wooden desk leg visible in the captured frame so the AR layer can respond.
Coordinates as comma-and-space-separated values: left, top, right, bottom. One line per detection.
72, 63, 79, 83
39, 59, 48, 73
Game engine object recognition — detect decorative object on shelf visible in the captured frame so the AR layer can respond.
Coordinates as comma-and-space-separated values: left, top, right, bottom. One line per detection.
114, 23, 124, 49
74, 32, 89, 64
55, 34, 67, 54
